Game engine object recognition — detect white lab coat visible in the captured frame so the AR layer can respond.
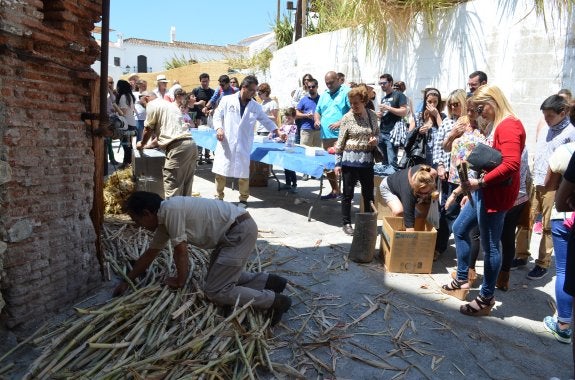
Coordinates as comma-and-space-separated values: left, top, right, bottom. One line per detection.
212, 94, 277, 178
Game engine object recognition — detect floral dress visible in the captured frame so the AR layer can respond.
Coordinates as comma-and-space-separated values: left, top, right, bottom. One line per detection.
448, 129, 486, 184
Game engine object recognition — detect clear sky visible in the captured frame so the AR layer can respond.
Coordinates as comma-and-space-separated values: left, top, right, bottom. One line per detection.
108, 0, 288, 45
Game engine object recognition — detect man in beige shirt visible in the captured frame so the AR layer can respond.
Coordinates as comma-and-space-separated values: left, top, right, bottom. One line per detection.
113, 191, 292, 325
138, 89, 198, 198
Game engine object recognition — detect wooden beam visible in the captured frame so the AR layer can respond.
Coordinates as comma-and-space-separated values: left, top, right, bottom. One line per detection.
89, 79, 105, 279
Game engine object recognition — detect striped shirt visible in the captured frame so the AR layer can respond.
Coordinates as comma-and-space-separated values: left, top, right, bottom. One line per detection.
532, 117, 575, 186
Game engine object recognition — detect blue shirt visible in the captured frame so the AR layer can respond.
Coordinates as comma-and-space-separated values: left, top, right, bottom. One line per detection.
209, 86, 239, 107
297, 94, 319, 130
316, 85, 350, 139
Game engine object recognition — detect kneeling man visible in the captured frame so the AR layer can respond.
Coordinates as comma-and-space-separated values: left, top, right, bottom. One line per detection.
113, 191, 291, 325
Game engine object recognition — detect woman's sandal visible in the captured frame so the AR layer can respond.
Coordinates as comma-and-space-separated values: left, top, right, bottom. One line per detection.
441, 279, 469, 301
451, 268, 479, 288
460, 295, 495, 316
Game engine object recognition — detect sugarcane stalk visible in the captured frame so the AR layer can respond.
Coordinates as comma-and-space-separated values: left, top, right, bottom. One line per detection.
102, 300, 255, 378
69, 346, 108, 372
235, 329, 256, 380
190, 350, 240, 375
45, 344, 85, 376
88, 341, 135, 349
78, 347, 121, 378
106, 254, 137, 292
0, 362, 14, 375
35, 314, 106, 379
171, 293, 197, 319
457, 161, 474, 207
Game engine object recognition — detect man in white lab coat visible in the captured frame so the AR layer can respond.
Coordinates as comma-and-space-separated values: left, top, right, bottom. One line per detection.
212, 75, 284, 207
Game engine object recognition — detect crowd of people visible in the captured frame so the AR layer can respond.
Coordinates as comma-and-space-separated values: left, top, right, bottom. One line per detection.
106, 70, 575, 359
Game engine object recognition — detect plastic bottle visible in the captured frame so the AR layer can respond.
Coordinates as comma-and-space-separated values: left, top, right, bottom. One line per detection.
285, 132, 295, 152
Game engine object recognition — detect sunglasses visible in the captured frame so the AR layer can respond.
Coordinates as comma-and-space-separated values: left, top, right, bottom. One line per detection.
307, 85, 317, 89
379, 81, 388, 86
475, 105, 484, 115
449, 102, 460, 108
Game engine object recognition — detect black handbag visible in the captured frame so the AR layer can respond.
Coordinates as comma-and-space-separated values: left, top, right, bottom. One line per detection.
467, 143, 502, 171
398, 126, 426, 168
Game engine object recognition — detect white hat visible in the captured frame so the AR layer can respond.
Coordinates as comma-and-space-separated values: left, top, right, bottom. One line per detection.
156, 74, 169, 83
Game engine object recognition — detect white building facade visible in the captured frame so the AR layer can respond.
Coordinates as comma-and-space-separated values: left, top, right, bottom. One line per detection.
92, 29, 249, 81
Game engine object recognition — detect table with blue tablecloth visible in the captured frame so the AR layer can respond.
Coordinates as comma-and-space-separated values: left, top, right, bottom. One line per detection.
191, 129, 336, 220
191, 129, 335, 178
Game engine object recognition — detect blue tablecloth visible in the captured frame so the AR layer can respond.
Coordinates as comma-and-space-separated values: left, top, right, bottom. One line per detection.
191, 130, 335, 178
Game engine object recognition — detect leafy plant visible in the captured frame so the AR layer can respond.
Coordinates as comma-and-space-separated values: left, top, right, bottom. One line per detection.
226, 49, 274, 74
164, 54, 198, 70
273, 15, 294, 49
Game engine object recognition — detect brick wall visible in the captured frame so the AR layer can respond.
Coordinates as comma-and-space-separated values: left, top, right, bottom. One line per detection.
0, 0, 103, 328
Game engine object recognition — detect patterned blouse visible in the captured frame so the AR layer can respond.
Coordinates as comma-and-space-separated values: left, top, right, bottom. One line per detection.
414, 111, 444, 166
448, 129, 485, 184
434, 116, 456, 169
335, 109, 380, 168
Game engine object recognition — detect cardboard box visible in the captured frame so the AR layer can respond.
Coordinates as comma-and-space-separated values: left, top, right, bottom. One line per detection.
249, 160, 270, 187
380, 216, 437, 274
133, 149, 165, 198
360, 176, 392, 219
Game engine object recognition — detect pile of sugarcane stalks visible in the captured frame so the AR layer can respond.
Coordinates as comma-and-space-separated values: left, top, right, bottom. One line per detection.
15, 220, 288, 379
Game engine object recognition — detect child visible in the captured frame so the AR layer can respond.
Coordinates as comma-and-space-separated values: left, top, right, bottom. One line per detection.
270, 108, 298, 192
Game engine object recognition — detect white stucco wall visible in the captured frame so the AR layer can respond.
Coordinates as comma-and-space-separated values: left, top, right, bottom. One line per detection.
268, 0, 574, 150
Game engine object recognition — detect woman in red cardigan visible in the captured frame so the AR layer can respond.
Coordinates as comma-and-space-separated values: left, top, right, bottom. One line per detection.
441, 84, 526, 316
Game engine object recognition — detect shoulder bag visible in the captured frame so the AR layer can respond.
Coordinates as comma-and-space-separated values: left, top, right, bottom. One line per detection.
466, 143, 502, 171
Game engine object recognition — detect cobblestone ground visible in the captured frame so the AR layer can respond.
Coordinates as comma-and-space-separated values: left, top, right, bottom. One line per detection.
1, 157, 571, 379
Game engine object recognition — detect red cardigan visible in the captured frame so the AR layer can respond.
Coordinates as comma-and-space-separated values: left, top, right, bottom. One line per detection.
483, 117, 526, 212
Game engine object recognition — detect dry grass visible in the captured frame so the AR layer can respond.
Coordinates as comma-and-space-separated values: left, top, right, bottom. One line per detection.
122, 61, 246, 93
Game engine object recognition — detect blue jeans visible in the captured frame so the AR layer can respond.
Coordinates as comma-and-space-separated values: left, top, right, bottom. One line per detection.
136, 119, 145, 142
453, 190, 506, 298
378, 131, 398, 169
552, 219, 573, 323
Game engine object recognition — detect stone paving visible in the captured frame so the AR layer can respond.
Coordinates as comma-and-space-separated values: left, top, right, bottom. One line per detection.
187, 162, 572, 380
1, 152, 572, 379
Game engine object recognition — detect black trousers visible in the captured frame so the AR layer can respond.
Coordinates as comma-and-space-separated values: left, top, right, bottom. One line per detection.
341, 165, 374, 225
436, 180, 456, 253
500, 201, 528, 272
284, 169, 297, 187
